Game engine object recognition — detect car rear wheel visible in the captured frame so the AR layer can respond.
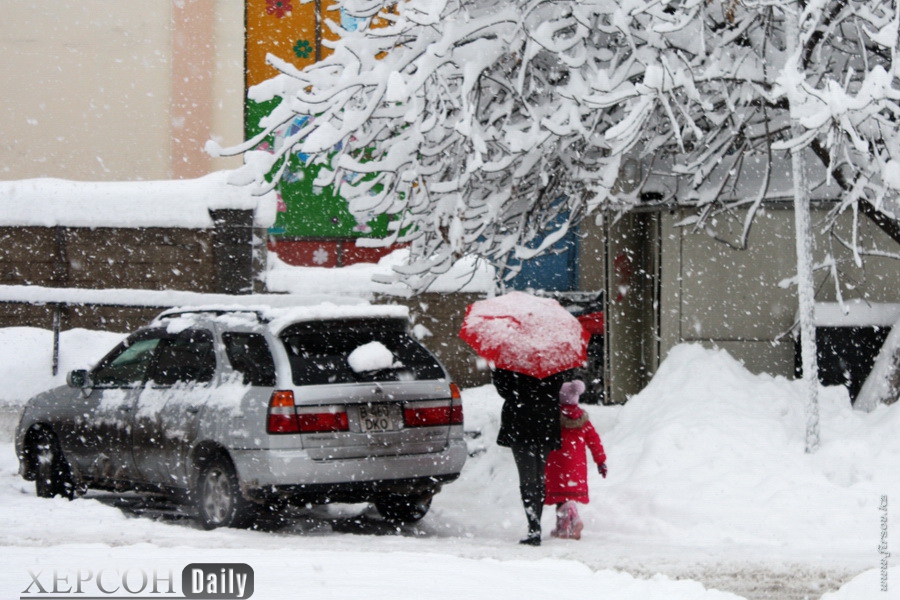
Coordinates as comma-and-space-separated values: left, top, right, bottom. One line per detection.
195, 456, 252, 529
32, 430, 76, 500
374, 492, 433, 524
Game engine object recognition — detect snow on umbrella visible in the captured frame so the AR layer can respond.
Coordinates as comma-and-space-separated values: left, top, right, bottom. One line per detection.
459, 291, 590, 379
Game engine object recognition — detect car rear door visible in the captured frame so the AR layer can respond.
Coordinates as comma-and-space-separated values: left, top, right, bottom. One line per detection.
131, 328, 217, 487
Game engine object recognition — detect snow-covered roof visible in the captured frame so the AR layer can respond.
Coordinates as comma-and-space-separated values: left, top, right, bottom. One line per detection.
812, 300, 900, 327
0, 171, 277, 228
0, 285, 364, 309
266, 248, 495, 296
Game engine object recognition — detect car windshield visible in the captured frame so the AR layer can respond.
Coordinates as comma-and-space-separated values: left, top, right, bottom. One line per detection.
281, 322, 445, 385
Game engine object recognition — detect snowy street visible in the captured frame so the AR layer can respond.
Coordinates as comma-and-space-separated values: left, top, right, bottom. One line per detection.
1, 328, 897, 599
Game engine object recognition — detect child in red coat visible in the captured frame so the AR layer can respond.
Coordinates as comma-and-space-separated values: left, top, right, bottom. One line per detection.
544, 380, 607, 540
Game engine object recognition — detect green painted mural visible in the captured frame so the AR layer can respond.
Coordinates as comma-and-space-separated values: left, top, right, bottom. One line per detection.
245, 0, 392, 242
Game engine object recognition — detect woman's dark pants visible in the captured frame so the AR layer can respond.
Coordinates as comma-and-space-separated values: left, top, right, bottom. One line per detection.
511, 444, 550, 537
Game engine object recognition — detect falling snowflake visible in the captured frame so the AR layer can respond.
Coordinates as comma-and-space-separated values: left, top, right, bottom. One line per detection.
266, 0, 292, 18
293, 39, 313, 59
312, 247, 330, 265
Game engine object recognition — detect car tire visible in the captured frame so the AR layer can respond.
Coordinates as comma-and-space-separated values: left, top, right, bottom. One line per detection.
32, 429, 76, 500
194, 456, 252, 530
374, 492, 433, 524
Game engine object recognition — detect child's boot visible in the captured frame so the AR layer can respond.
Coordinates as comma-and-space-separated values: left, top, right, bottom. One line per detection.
564, 501, 583, 540
553, 502, 572, 538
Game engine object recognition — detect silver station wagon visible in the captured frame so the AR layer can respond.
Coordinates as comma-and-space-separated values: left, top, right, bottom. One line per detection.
16, 304, 466, 528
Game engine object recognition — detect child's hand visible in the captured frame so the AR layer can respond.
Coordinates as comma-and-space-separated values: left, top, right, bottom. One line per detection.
598, 463, 607, 478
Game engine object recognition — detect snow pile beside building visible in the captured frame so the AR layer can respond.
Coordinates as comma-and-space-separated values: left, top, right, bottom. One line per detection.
451, 343, 898, 559
591, 344, 899, 554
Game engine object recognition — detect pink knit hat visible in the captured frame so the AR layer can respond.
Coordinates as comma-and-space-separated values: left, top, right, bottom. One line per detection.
559, 380, 586, 405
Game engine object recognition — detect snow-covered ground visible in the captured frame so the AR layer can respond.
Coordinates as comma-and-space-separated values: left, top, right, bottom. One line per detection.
0, 327, 897, 599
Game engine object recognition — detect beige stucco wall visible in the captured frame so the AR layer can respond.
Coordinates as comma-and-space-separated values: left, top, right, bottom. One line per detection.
0, 0, 243, 182
659, 205, 900, 376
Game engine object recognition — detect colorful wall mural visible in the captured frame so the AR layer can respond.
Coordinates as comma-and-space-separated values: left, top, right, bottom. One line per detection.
245, 0, 393, 263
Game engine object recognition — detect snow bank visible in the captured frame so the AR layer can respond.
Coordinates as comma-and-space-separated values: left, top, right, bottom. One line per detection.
587, 345, 900, 554
0, 327, 125, 406
445, 344, 899, 563
820, 566, 898, 599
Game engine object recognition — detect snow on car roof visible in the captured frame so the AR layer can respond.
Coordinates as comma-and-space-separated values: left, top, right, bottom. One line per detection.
154, 302, 411, 335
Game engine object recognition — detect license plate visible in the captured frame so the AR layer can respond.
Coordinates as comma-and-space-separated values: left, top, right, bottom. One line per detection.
357, 403, 402, 433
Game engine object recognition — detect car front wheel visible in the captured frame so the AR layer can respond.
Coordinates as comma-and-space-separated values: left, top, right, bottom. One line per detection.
194, 456, 251, 529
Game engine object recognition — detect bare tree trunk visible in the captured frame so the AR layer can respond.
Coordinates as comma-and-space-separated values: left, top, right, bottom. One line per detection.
785, 6, 820, 454
792, 154, 821, 453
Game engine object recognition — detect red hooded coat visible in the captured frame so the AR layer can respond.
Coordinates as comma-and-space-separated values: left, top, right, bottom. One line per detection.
544, 404, 606, 505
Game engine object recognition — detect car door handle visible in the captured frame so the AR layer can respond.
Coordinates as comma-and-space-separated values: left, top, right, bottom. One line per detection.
186, 407, 199, 414
119, 405, 132, 411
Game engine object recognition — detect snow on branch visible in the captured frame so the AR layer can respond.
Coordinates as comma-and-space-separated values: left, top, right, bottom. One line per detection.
213, 0, 900, 291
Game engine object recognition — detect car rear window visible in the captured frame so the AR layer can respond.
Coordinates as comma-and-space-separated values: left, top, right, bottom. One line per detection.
280, 322, 445, 385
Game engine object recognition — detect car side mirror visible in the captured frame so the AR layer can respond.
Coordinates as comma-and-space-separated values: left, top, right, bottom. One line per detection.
67, 369, 91, 389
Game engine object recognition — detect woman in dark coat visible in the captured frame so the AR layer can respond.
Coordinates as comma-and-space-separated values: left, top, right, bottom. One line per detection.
492, 367, 567, 545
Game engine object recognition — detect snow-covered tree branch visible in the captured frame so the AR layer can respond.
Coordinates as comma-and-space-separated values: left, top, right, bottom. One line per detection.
208, 0, 900, 292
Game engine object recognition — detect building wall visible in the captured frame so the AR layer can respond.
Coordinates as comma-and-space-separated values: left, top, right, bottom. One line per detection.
578, 204, 900, 404
0, 211, 264, 332
660, 205, 900, 377
0, 0, 244, 181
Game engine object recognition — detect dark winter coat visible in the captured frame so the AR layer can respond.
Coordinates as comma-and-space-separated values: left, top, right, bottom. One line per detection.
544, 404, 606, 504
493, 369, 566, 451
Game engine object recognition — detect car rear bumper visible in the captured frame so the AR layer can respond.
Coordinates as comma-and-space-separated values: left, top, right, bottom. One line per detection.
259, 473, 461, 505
231, 438, 467, 496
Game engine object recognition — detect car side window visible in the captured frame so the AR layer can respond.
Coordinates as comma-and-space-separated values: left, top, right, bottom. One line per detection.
91, 334, 164, 388
223, 332, 276, 386
149, 330, 216, 386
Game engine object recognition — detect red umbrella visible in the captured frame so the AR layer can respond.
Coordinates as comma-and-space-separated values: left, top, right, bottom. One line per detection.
459, 291, 590, 379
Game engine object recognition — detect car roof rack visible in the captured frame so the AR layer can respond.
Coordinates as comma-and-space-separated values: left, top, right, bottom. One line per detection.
157, 308, 269, 323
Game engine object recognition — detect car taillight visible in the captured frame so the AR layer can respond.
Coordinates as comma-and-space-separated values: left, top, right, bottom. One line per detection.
404, 405, 464, 427
450, 382, 464, 424
267, 391, 350, 434
267, 390, 299, 434
296, 407, 349, 433
404, 387, 464, 427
